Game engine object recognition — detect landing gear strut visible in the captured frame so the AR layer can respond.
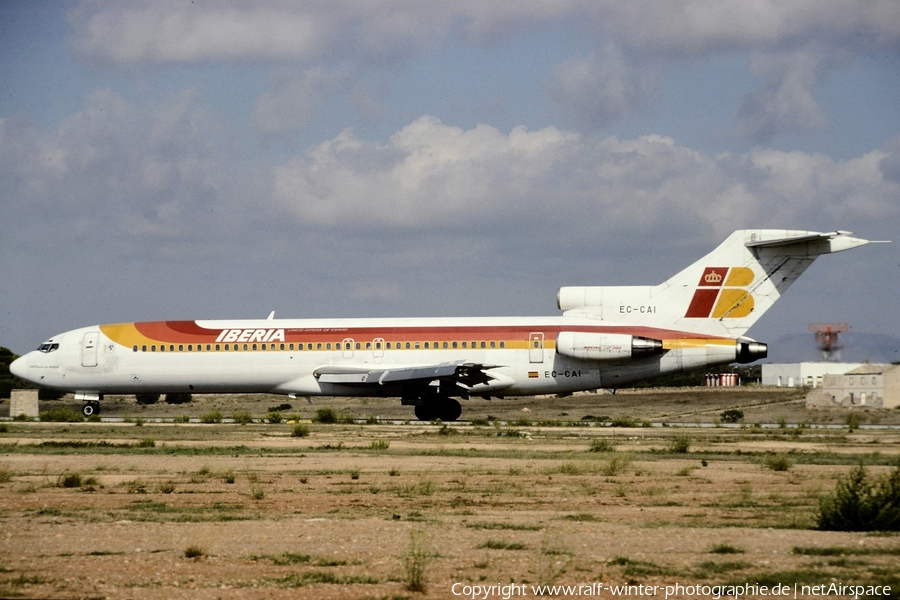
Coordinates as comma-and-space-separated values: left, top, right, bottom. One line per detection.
413, 398, 462, 422
81, 401, 100, 418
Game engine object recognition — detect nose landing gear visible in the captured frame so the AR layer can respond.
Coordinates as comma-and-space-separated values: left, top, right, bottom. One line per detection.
81, 401, 100, 418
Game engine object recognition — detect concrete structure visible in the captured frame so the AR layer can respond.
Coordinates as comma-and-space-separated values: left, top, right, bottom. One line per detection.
761, 362, 864, 388
10, 389, 39, 419
806, 364, 900, 409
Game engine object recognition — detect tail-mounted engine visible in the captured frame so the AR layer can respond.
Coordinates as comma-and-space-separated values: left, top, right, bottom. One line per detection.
556, 332, 664, 361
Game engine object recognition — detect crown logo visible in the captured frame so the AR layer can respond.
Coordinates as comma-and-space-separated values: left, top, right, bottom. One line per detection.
704, 271, 723, 283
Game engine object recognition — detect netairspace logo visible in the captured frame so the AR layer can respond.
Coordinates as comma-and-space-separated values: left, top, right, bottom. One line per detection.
450, 582, 893, 599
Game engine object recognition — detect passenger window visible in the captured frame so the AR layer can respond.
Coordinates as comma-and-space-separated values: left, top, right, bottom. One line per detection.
499, 342, 505, 348
366, 342, 372, 350
326, 343, 332, 350
406, 342, 411, 349
386, 342, 391, 349
179, 345, 185, 352
207, 344, 212, 351
356, 342, 361, 350
133, 345, 138, 352
424, 342, 429, 349
480, 341, 486, 349
452, 342, 457, 349
415, 342, 420, 349
281, 343, 286, 351
376, 342, 382, 350
243, 344, 248, 351
151, 345, 157, 352
252, 344, 258, 351
490, 341, 496, 348
316, 343, 322, 350
141, 345, 147, 352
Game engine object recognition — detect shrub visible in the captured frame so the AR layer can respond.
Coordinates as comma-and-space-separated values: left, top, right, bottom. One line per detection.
313, 407, 337, 424
173, 415, 191, 423
57, 472, 82, 488
39, 407, 84, 422
817, 462, 900, 531
268, 403, 292, 412
164, 392, 192, 404
291, 423, 309, 438
846, 413, 862, 431
667, 434, 692, 454
762, 453, 793, 472
136, 438, 156, 448
720, 409, 744, 423
232, 410, 253, 425
267, 410, 283, 424
184, 544, 205, 559
135, 393, 159, 405
403, 530, 433, 593
588, 438, 615, 453
200, 409, 222, 424
610, 416, 637, 428
369, 439, 390, 450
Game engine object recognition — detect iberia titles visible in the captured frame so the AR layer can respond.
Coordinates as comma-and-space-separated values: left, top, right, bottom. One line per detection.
215, 329, 286, 343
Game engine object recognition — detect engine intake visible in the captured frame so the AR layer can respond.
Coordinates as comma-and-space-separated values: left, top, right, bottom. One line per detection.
556, 332, 664, 361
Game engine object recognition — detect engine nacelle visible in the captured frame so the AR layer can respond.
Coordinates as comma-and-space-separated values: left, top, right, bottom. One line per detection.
556, 332, 664, 361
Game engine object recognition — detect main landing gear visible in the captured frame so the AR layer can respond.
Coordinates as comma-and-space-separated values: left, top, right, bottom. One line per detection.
81, 401, 100, 418
413, 398, 462, 422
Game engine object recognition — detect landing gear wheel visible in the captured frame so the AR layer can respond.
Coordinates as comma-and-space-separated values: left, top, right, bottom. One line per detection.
81, 402, 100, 418
438, 399, 462, 422
414, 403, 437, 421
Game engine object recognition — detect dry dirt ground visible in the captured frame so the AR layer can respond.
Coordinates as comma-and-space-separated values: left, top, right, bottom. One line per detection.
1, 389, 899, 599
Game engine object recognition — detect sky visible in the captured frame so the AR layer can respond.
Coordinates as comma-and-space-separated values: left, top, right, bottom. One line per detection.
1, 1, 899, 357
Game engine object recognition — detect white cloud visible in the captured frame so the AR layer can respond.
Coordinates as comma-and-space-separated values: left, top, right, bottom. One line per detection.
272, 117, 900, 243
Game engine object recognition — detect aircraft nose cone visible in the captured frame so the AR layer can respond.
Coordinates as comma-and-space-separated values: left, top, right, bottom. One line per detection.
9, 355, 29, 381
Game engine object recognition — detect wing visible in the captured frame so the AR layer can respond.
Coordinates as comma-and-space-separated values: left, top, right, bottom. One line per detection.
313, 360, 512, 393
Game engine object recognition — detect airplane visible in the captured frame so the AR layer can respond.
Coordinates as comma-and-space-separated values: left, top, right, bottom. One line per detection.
10, 229, 878, 421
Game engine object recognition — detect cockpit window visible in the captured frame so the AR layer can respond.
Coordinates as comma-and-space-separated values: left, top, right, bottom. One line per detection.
38, 343, 59, 353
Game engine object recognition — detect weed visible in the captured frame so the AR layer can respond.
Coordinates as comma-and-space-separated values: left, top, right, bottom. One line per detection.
466, 522, 543, 530
817, 461, 900, 531
708, 543, 745, 554
350, 469, 360, 480
136, 438, 155, 448
369, 439, 390, 450
602, 454, 633, 476
267, 410, 283, 424
588, 438, 615, 453
40, 407, 84, 422
57, 472, 82, 488
158, 482, 176, 494
610, 416, 637, 428
389, 468, 400, 477
313, 407, 337, 424
667, 434, 692, 454
184, 544, 205, 559
846, 413, 862, 431
200, 409, 222, 424
762, 453, 794, 472
720, 409, 744, 423
250, 486, 265, 500
478, 539, 528, 550
403, 530, 433, 593
173, 415, 191, 423
232, 409, 253, 424
291, 423, 310, 438
0, 467, 10, 483
252, 551, 311, 565
268, 403, 293, 412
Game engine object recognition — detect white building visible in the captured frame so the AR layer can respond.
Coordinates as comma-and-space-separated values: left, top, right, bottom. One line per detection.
761, 362, 865, 388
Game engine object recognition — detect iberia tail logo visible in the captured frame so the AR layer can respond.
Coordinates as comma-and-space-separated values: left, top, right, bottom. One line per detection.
685, 267, 755, 318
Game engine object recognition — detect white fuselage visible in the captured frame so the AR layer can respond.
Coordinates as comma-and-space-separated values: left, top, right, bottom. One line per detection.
10, 315, 740, 399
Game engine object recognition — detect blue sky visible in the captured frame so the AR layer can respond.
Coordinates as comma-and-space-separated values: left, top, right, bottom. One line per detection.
1, 1, 899, 357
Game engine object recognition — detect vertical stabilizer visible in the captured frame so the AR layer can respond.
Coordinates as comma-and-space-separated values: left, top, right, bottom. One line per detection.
557, 230, 872, 338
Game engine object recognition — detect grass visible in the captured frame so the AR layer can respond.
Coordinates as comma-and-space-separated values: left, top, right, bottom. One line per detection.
403, 530, 432, 593
477, 540, 529, 550
184, 544, 206, 558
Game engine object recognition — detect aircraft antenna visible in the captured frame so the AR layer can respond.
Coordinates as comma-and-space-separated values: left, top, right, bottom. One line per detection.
808, 322, 849, 362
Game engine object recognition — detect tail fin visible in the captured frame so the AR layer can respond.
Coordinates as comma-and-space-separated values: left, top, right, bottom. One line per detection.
558, 230, 874, 338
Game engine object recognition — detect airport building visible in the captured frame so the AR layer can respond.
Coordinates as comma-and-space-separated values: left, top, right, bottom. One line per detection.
805, 364, 900, 409
761, 362, 865, 389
